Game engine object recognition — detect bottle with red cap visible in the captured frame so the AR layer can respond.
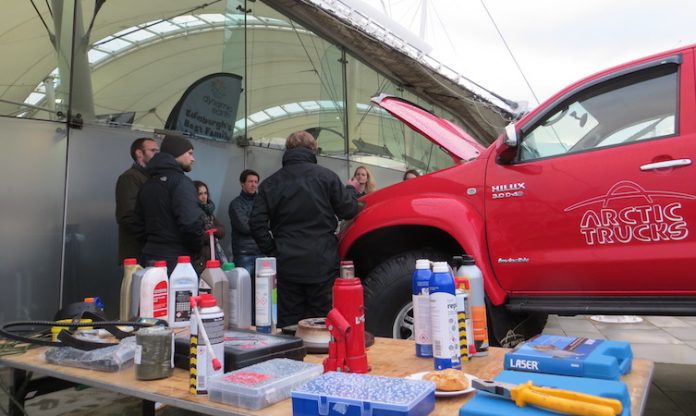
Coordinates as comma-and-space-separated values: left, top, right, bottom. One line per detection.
120, 258, 142, 321
189, 293, 224, 395
139, 260, 169, 319
169, 256, 199, 328
199, 259, 229, 329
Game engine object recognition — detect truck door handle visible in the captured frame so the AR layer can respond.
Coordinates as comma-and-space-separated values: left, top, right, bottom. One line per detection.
640, 158, 692, 171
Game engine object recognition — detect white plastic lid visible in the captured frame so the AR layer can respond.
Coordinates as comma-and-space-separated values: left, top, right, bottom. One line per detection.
432, 261, 450, 273
415, 259, 430, 269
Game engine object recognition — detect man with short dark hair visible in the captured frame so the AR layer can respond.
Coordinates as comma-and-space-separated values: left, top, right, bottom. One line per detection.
250, 131, 360, 328
115, 137, 159, 262
135, 134, 204, 272
229, 169, 262, 276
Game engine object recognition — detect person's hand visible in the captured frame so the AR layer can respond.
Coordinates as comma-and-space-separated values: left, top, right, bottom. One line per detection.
347, 177, 360, 191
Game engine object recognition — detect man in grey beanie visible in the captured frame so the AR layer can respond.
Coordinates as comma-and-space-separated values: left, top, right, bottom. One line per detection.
134, 134, 204, 273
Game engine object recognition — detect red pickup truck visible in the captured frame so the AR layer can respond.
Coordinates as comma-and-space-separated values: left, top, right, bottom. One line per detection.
338, 44, 696, 347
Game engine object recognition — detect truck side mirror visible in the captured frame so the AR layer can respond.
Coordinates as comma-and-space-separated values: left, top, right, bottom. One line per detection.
503, 123, 518, 147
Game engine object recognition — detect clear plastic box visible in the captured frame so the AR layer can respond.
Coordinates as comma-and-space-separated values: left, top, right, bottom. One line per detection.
291, 371, 436, 416
207, 358, 323, 410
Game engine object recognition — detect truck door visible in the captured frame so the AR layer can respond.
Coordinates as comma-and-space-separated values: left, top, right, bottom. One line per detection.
485, 50, 696, 294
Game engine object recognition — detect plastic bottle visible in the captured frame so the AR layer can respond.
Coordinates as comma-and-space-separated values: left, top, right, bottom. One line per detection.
168, 256, 198, 328
429, 261, 461, 370
189, 294, 224, 395
199, 260, 230, 329
222, 262, 252, 329
456, 255, 489, 356
120, 258, 142, 321
412, 259, 433, 358
255, 260, 275, 333
131, 260, 157, 319
139, 260, 169, 319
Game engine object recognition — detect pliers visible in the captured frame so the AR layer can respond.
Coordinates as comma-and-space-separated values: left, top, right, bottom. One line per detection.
472, 379, 623, 416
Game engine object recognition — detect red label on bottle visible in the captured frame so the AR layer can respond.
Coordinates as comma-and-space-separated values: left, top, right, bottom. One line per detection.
152, 281, 168, 318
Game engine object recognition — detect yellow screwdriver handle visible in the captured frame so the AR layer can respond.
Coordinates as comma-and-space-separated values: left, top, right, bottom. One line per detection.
529, 383, 623, 414
511, 382, 621, 416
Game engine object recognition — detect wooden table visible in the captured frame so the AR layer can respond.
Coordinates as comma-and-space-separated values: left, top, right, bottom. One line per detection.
0, 337, 654, 415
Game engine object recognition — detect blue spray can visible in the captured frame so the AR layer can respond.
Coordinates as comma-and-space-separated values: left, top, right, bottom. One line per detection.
429, 261, 461, 370
412, 259, 433, 357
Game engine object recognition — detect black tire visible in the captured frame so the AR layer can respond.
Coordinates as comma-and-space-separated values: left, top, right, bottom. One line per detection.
486, 298, 548, 348
363, 249, 448, 339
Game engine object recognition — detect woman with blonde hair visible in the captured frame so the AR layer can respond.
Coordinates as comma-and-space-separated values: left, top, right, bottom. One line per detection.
352, 165, 376, 197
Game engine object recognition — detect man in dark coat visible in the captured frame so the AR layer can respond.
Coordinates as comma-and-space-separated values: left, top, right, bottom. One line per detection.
229, 169, 262, 276
250, 131, 360, 328
115, 137, 159, 262
135, 134, 205, 273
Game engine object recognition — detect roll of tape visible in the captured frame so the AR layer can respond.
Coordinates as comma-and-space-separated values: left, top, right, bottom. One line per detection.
135, 326, 174, 380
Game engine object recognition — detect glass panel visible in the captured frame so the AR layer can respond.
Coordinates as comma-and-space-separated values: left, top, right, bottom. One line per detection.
520, 67, 678, 161
61, 125, 246, 317
345, 53, 460, 179
76, 0, 229, 130
0, 1, 74, 120
238, 1, 345, 152
0, 118, 66, 321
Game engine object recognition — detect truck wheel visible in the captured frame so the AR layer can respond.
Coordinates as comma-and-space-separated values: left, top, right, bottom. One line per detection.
362, 250, 448, 339
486, 299, 548, 348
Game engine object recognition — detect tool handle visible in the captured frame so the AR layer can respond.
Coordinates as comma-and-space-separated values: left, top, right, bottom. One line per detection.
530, 383, 623, 414
512, 382, 619, 416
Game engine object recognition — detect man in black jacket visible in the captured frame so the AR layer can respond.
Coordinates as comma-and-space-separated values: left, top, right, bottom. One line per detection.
229, 169, 262, 276
135, 134, 204, 273
250, 131, 360, 328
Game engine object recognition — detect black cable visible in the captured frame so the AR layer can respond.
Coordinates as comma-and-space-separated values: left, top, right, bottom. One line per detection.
28, 0, 53, 38
479, 0, 540, 106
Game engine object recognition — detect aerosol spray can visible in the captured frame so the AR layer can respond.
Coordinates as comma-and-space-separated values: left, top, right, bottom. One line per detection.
255, 259, 275, 333
457, 255, 488, 356
429, 262, 461, 370
412, 259, 432, 357
189, 294, 224, 395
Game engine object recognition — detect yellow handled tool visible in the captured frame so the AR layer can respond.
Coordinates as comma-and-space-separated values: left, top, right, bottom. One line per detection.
472, 379, 623, 416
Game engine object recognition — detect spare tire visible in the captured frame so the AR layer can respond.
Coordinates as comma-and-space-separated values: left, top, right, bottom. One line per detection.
362, 250, 448, 339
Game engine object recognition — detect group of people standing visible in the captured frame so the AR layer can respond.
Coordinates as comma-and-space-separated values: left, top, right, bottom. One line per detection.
115, 131, 368, 328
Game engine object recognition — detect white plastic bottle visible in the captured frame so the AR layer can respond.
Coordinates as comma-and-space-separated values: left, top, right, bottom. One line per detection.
200, 260, 230, 329
190, 294, 225, 395
168, 256, 199, 328
222, 262, 252, 329
255, 260, 275, 333
457, 255, 489, 356
120, 258, 142, 321
139, 260, 169, 319
429, 261, 461, 370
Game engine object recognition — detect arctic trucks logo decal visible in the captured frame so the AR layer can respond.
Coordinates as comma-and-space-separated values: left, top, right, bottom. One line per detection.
564, 181, 696, 245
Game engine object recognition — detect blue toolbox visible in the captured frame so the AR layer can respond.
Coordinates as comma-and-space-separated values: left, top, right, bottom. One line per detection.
460, 370, 631, 416
504, 334, 632, 380
291, 371, 435, 416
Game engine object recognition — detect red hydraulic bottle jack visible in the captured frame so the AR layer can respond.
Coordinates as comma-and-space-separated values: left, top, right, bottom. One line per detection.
323, 261, 369, 373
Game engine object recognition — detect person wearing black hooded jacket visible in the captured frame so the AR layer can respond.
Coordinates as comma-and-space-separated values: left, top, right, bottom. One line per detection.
135, 134, 205, 273
250, 130, 360, 328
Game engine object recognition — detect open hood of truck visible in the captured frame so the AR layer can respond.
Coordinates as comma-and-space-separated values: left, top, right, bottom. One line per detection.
371, 94, 484, 161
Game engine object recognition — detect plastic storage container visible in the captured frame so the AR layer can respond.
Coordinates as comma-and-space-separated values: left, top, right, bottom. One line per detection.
504, 334, 632, 380
173, 328, 306, 372
292, 372, 436, 416
208, 358, 323, 410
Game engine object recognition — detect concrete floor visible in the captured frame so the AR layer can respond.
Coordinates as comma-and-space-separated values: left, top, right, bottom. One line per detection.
547, 315, 696, 416
2, 315, 695, 415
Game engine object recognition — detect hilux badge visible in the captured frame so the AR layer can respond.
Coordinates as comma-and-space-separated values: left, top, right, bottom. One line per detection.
491, 182, 525, 199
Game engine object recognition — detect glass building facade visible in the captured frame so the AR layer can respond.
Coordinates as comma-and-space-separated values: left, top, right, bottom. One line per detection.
0, 1, 503, 321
